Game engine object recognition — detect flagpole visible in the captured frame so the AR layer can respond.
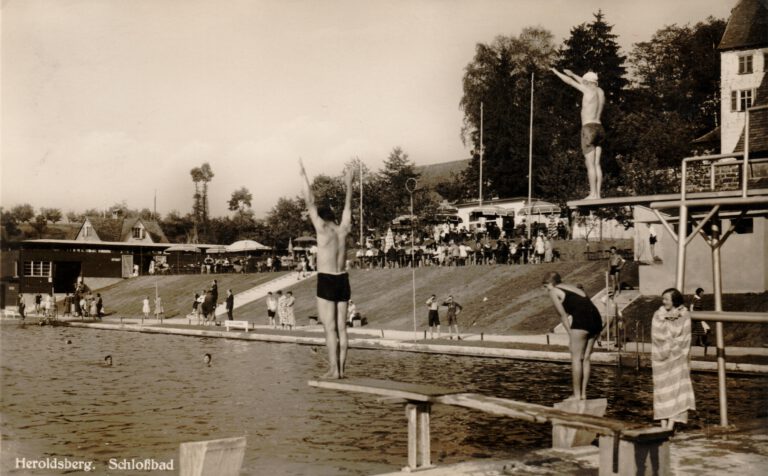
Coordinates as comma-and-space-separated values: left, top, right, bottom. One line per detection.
359, 157, 364, 247
527, 72, 534, 239
479, 102, 484, 207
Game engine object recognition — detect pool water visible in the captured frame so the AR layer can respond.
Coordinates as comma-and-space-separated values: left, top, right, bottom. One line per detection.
1, 323, 766, 475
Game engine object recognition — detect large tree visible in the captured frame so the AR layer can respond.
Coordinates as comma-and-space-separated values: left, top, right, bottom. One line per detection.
190, 162, 215, 242
629, 17, 726, 138
264, 197, 313, 249
460, 27, 558, 199
536, 11, 629, 202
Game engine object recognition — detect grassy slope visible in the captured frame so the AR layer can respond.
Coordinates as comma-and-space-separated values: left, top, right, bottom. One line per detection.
236, 262, 609, 333
96, 272, 288, 319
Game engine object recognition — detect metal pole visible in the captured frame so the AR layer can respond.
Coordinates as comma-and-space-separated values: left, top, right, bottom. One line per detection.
406, 178, 418, 342
675, 162, 689, 292
527, 72, 534, 240
359, 158, 364, 247
711, 223, 728, 426
479, 102, 484, 207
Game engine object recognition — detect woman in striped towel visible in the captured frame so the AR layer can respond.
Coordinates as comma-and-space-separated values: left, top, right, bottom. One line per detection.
652, 288, 696, 430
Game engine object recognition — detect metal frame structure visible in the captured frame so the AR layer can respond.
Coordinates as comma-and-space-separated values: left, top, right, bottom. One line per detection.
568, 104, 768, 427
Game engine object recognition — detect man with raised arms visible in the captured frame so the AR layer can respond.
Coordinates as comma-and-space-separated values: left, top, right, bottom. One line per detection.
299, 158, 354, 379
551, 68, 606, 199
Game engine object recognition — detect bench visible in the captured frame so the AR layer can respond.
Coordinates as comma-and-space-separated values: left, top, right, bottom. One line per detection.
309, 378, 672, 475
224, 320, 252, 332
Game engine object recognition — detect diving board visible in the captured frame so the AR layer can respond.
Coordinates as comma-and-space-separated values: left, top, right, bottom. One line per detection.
309, 378, 673, 475
567, 188, 768, 209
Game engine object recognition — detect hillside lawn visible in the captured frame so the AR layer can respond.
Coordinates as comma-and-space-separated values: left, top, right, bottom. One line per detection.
91, 258, 767, 347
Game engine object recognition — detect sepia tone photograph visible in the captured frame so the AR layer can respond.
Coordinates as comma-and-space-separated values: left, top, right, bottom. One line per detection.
1, 0, 767, 474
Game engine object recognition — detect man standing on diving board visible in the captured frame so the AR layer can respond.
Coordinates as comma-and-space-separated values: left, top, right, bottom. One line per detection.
551, 68, 606, 199
300, 158, 354, 379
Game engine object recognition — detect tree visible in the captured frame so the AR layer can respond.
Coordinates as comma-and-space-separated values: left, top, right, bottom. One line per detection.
40, 208, 63, 224
264, 197, 313, 249
31, 214, 48, 238
10, 204, 35, 223
190, 162, 215, 241
629, 17, 726, 136
228, 187, 253, 214
66, 211, 84, 223
159, 211, 195, 243
460, 27, 558, 199
536, 11, 629, 200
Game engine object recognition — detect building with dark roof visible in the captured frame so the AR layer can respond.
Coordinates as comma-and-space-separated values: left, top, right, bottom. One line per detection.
718, 0, 768, 154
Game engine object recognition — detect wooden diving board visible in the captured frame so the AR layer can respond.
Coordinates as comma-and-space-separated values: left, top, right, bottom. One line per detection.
567, 188, 768, 209
309, 378, 672, 474
650, 194, 768, 210
308, 377, 462, 402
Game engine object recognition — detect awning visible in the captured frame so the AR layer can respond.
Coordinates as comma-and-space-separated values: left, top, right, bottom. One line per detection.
470, 206, 514, 217
164, 244, 202, 253
518, 201, 561, 216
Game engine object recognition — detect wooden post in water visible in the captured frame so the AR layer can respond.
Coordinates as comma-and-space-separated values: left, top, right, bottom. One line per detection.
405, 403, 433, 471
180, 436, 246, 476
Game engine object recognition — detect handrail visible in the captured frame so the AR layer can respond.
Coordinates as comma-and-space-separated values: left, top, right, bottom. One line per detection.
691, 311, 768, 324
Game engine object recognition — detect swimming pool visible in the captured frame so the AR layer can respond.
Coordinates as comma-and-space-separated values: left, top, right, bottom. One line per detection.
1, 323, 766, 475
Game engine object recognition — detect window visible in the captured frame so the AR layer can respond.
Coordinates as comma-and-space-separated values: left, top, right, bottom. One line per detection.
132, 226, 144, 239
731, 89, 755, 111
83, 225, 92, 237
738, 55, 753, 74
23, 261, 51, 277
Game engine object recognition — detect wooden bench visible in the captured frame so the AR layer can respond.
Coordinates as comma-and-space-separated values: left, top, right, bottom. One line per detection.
224, 320, 252, 332
309, 378, 672, 475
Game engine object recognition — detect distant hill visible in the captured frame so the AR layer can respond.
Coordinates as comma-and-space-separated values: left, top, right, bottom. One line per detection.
415, 158, 471, 190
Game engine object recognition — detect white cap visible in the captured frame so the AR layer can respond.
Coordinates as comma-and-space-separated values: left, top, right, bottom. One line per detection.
582, 71, 598, 83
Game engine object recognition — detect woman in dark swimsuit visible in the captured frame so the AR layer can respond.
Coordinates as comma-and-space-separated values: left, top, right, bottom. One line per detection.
543, 271, 603, 400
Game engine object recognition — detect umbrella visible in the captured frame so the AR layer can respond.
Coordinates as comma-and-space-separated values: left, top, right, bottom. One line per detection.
294, 236, 317, 244
392, 214, 417, 225
226, 240, 270, 252
204, 245, 228, 254
164, 244, 202, 253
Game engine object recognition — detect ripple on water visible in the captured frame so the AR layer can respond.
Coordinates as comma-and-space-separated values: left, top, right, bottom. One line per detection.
1, 324, 767, 475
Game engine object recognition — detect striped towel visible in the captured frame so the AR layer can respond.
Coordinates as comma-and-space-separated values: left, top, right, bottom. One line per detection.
651, 305, 696, 423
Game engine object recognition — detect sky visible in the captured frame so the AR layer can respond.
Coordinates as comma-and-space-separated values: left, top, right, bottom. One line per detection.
1, 0, 738, 219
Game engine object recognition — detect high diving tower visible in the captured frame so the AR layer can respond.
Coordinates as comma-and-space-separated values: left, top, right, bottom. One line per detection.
568, 105, 768, 427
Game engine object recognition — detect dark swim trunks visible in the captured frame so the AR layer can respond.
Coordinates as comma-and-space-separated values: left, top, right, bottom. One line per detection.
609, 265, 620, 276
317, 272, 351, 302
428, 310, 440, 326
581, 123, 605, 155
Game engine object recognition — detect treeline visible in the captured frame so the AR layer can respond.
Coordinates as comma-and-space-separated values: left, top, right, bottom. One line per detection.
1, 147, 437, 248
442, 11, 725, 205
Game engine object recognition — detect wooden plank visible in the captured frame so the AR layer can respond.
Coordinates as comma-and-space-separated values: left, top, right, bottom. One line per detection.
434, 393, 633, 435
650, 195, 768, 210
418, 404, 431, 468
308, 378, 462, 402
691, 311, 768, 324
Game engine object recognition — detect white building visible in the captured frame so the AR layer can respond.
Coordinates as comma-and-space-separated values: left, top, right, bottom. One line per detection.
719, 0, 768, 154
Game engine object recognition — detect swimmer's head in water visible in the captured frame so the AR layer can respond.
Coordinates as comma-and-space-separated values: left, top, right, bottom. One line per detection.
104, 355, 112, 365
203, 353, 212, 364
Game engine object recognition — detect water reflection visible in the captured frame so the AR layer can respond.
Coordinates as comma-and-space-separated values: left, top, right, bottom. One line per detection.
1, 324, 766, 475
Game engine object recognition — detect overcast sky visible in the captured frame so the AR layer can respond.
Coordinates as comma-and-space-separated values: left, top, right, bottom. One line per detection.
1, 0, 737, 219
